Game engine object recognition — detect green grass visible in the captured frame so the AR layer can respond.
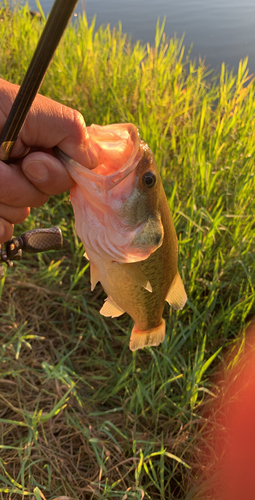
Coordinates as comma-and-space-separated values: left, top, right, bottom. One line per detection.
0, 1, 255, 498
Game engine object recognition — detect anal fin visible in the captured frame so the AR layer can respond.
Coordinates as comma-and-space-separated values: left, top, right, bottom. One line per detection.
100, 296, 125, 318
166, 272, 187, 310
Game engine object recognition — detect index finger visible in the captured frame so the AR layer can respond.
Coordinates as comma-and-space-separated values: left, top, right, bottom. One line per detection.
0, 79, 97, 167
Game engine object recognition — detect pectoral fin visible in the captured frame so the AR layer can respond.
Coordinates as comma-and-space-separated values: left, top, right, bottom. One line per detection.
118, 262, 152, 292
90, 261, 100, 291
166, 272, 187, 310
100, 296, 125, 318
83, 252, 100, 291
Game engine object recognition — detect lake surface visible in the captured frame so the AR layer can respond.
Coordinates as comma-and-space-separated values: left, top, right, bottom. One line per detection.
26, 0, 255, 74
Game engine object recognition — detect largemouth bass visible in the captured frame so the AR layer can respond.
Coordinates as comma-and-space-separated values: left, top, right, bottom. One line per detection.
54, 123, 187, 350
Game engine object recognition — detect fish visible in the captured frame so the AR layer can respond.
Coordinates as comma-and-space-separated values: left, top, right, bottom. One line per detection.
53, 123, 187, 350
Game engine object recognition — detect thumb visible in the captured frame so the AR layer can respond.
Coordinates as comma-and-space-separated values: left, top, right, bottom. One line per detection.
22, 151, 75, 195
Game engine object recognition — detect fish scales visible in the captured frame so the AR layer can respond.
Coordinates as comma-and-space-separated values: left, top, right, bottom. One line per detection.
53, 123, 187, 350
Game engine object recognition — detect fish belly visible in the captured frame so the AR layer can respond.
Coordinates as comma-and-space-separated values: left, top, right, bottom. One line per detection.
86, 232, 174, 350
89, 246, 168, 322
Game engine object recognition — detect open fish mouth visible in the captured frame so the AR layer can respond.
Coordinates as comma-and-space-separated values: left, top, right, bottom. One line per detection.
53, 122, 142, 192
53, 123, 164, 263
54, 145, 142, 193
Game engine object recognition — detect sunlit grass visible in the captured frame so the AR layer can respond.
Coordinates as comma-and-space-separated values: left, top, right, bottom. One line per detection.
0, 1, 255, 499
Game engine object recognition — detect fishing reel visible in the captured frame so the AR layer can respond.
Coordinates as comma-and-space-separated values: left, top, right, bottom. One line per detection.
0, 226, 63, 277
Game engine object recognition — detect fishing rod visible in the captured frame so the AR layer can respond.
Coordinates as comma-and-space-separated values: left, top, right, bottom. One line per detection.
0, 0, 79, 275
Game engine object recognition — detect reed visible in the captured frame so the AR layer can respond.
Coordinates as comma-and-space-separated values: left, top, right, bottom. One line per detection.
0, 1, 254, 498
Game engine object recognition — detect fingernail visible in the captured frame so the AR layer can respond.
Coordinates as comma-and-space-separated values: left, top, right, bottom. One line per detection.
0, 222, 5, 238
24, 161, 49, 181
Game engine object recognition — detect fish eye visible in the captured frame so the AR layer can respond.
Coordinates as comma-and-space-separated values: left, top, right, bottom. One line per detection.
141, 171, 157, 189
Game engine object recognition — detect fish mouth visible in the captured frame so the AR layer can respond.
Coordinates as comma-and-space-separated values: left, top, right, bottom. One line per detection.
55, 145, 142, 192
53, 123, 143, 192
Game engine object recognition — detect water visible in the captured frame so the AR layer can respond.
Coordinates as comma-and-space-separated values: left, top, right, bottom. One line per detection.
27, 0, 255, 74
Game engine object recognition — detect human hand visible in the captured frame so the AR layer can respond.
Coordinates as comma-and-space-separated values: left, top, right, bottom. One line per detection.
0, 78, 92, 243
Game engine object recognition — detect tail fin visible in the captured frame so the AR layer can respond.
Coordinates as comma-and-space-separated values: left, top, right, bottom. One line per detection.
129, 320, 165, 351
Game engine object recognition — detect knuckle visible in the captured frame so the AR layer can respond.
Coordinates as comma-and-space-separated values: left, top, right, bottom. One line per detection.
69, 108, 86, 141
72, 108, 85, 127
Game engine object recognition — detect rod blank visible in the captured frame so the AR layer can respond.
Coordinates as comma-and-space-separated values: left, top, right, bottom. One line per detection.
0, 0, 79, 161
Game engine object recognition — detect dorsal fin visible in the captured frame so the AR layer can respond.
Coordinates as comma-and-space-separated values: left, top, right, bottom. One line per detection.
100, 296, 125, 318
166, 272, 187, 310
118, 262, 152, 292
